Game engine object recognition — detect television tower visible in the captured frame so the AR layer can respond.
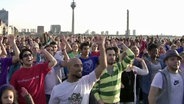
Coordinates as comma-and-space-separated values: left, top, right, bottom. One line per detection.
125, 9, 130, 38
71, 0, 76, 35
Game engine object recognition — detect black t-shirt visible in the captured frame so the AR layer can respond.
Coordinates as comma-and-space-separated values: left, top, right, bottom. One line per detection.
120, 70, 135, 102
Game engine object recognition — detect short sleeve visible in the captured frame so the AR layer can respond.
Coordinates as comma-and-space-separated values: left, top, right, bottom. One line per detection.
151, 72, 163, 89
82, 71, 97, 88
36, 62, 50, 75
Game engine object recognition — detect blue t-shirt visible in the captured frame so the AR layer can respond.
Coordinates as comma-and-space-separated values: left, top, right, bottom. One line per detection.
177, 46, 184, 53
79, 56, 99, 76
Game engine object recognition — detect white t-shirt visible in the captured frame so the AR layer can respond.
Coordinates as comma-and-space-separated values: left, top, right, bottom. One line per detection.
45, 67, 57, 95
54, 51, 64, 61
151, 72, 184, 104
49, 71, 97, 104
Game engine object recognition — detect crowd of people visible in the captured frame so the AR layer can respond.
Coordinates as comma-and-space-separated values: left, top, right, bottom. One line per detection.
0, 33, 184, 104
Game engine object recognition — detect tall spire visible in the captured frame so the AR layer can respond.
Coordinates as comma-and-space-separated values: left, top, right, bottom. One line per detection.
126, 9, 130, 38
71, 0, 76, 35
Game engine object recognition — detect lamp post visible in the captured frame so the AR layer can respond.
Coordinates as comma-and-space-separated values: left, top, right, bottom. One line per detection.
71, 0, 76, 35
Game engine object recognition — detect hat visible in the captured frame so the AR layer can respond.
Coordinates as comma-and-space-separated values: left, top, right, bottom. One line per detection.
164, 50, 182, 62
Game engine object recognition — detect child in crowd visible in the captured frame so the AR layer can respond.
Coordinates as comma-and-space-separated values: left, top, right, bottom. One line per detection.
0, 84, 18, 104
0, 84, 34, 104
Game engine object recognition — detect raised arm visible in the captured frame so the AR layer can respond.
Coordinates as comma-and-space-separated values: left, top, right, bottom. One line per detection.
41, 48, 57, 68
0, 36, 7, 57
119, 42, 135, 70
94, 36, 107, 79
61, 35, 73, 53
60, 41, 70, 67
135, 57, 149, 75
9, 35, 20, 63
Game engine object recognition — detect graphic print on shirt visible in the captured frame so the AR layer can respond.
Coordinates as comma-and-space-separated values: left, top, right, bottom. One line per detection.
17, 75, 40, 83
68, 93, 82, 104
83, 59, 93, 73
174, 80, 179, 85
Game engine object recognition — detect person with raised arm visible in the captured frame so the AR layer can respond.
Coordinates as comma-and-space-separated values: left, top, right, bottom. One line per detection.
10, 47, 57, 104
49, 36, 107, 104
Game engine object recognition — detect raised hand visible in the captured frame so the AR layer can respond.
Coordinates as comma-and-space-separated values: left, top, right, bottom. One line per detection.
60, 35, 67, 42
8, 35, 16, 45
60, 41, 66, 51
0, 36, 3, 44
96, 35, 106, 46
21, 87, 29, 97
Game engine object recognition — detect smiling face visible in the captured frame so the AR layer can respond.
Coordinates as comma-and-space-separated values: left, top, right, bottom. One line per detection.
91, 43, 98, 51
131, 46, 139, 57
71, 42, 79, 52
1, 90, 14, 104
68, 58, 83, 79
51, 44, 58, 53
21, 51, 33, 68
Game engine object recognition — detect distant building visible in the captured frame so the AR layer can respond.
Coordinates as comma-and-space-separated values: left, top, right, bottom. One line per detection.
105, 31, 109, 35
37, 26, 44, 34
8, 25, 19, 35
116, 31, 119, 35
0, 9, 8, 35
0, 20, 8, 35
21, 29, 26, 33
30, 29, 36, 33
133, 30, 136, 35
101, 31, 104, 35
0, 8, 8, 26
50, 25, 61, 34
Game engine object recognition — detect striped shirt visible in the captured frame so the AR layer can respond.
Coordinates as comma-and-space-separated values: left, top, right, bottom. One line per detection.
91, 49, 135, 103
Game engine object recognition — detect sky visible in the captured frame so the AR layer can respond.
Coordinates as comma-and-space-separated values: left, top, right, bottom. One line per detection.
1, 0, 184, 36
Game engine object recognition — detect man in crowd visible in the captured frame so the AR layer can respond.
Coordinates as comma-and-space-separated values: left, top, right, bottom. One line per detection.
91, 42, 135, 104
10, 48, 57, 104
49, 36, 107, 104
149, 50, 184, 104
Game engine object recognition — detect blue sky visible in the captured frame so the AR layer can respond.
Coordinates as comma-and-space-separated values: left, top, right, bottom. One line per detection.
1, 0, 184, 35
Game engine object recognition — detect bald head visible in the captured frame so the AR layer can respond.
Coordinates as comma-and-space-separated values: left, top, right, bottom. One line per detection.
67, 58, 83, 80
67, 58, 82, 70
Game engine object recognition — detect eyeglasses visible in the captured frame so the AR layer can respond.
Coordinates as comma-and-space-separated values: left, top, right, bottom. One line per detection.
22, 53, 32, 58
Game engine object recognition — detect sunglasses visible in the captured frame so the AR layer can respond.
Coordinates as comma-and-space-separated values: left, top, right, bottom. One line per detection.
22, 53, 32, 58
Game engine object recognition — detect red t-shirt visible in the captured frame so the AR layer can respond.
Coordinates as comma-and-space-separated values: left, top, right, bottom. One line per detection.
91, 51, 100, 57
10, 62, 50, 104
